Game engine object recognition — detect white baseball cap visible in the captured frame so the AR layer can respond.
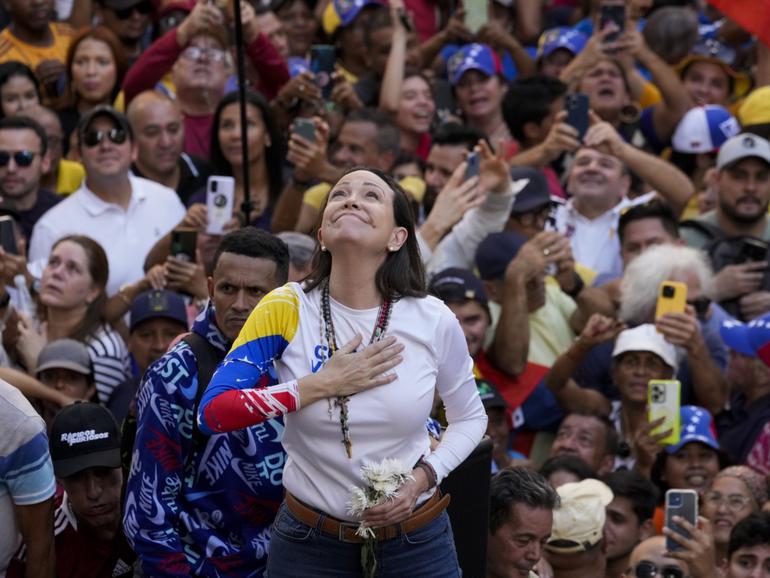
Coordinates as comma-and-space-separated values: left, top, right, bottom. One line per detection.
716, 133, 770, 170
612, 324, 678, 372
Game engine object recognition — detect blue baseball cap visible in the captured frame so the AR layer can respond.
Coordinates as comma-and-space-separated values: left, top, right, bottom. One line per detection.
671, 105, 740, 154
429, 267, 487, 304
744, 313, 770, 368
130, 290, 188, 332
537, 27, 587, 60
475, 231, 527, 281
665, 405, 719, 454
447, 43, 501, 86
720, 318, 757, 357
322, 0, 384, 35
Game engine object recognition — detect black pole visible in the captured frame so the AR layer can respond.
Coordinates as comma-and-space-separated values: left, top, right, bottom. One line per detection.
232, 0, 252, 225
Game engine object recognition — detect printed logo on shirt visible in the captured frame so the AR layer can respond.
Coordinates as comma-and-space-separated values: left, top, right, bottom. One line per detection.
310, 343, 329, 373
60, 429, 109, 446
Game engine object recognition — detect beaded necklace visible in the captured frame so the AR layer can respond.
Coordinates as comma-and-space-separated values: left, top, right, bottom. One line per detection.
320, 279, 393, 459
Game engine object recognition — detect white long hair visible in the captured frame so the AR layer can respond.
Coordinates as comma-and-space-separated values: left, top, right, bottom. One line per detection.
619, 244, 714, 325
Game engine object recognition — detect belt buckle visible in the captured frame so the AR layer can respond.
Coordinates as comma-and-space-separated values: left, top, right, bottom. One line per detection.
338, 521, 363, 543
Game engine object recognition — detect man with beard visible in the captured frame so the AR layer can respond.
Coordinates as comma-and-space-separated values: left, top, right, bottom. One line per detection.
681, 134, 770, 320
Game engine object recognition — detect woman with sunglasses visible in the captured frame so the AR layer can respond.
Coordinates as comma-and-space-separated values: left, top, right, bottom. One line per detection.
11, 235, 131, 410
57, 27, 127, 156
197, 167, 486, 577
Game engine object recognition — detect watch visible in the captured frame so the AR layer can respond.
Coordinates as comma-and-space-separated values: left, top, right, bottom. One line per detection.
564, 273, 585, 298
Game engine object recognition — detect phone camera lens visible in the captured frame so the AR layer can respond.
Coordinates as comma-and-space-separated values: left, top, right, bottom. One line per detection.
662, 286, 675, 298
211, 181, 218, 192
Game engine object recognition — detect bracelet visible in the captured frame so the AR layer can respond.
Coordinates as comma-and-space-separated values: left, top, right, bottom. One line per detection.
414, 457, 437, 489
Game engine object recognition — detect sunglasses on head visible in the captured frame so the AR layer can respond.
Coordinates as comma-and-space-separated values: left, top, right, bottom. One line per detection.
634, 560, 685, 578
0, 150, 37, 168
83, 128, 127, 148
114, 0, 152, 19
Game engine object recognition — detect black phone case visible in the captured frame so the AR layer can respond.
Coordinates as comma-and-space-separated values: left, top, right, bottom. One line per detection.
565, 93, 590, 140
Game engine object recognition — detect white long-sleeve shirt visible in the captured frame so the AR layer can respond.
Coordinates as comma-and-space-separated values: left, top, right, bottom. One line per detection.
201, 283, 487, 520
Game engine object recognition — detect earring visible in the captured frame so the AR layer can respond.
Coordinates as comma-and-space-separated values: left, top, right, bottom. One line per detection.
321, 244, 327, 251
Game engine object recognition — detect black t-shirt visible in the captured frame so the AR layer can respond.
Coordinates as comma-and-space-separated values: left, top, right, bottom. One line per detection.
716, 392, 770, 464
0, 188, 62, 243
132, 153, 211, 206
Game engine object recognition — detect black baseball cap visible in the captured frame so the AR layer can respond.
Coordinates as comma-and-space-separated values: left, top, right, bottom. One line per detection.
476, 378, 508, 409
509, 166, 552, 215
429, 267, 487, 304
49, 403, 121, 478
77, 104, 133, 145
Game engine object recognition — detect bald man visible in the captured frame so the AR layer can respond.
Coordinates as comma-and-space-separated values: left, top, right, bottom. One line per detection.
623, 537, 690, 578
126, 90, 210, 204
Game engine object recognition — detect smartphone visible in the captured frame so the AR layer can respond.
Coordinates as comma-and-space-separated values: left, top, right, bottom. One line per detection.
310, 44, 336, 100
206, 176, 235, 235
170, 228, 197, 263
0, 216, 18, 255
655, 281, 687, 320
665, 489, 698, 552
464, 152, 480, 181
565, 93, 590, 141
741, 238, 768, 263
464, 0, 487, 34
647, 379, 681, 447
599, 2, 625, 43
293, 117, 316, 143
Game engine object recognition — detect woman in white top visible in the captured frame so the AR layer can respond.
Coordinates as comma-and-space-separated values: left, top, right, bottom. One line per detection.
199, 167, 487, 576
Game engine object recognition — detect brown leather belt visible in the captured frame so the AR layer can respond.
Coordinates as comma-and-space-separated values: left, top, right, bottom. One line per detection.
285, 490, 451, 543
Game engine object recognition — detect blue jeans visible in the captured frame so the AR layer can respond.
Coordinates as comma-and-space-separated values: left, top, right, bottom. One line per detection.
266, 501, 462, 577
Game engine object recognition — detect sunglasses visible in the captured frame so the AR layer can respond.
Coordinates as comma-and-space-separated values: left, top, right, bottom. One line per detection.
688, 296, 711, 320
83, 128, 128, 148
0, 150, 37, 168
634, 561, 685, 578
114, 0, 152, 19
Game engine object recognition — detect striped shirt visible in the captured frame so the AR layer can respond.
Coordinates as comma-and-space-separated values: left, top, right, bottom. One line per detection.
85, 325, 131, 405
0, 381, 55, 573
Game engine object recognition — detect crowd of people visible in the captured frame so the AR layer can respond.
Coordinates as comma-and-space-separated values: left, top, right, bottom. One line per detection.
0, 0, 769, 576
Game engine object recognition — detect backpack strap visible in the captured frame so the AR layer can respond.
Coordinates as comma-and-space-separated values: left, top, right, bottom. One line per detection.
181, 332, 226, 454
679, 219, 725, 243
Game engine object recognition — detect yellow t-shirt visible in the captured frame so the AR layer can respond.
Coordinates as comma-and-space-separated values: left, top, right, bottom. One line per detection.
55, 159, 85, 195
0, 23, 73, 73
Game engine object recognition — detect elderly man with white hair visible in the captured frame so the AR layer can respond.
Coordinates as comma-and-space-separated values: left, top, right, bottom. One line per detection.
561, 244, 729, 419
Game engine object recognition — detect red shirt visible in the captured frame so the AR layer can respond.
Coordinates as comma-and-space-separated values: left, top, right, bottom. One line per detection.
475, 350, 550, 456
7, 492, 136, 578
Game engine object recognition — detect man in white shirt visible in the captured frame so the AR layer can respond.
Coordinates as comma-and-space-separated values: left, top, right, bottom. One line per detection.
554, 121, 693, 279
29, 105, 186, 296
